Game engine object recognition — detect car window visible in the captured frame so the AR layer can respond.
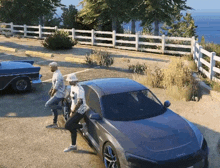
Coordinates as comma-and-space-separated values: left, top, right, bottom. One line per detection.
141, 90, 162, 106
101, 89, 164, 121
87, 87, 102, 115
81, 85, 90, 103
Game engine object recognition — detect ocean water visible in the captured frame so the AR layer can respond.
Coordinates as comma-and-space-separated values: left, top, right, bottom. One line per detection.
123, 14, 220, 44
193, 15, 220, 44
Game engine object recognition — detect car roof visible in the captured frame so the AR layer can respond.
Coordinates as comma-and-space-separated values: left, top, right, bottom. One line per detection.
79, 78, 147, 97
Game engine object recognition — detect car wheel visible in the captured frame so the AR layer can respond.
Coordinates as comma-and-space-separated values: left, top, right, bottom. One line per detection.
103, 142, 120, 168
12, 78, 31, 92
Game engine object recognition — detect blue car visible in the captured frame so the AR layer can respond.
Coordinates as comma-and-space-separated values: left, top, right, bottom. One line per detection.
0, 60, 42, 92
78, 78, 209, 168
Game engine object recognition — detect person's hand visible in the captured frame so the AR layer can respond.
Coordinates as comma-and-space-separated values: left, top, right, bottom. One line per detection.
51, 89, 57, 97
70, 110, 75, 117
48, 89, 52, 96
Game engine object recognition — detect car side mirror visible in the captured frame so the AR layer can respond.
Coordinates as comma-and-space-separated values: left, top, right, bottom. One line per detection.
89, 113, 101, 120
164, 100, 171, 108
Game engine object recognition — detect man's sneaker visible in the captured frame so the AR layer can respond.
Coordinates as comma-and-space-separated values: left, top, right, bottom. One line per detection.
46, 123, 58, 128
64, 145, 77, 152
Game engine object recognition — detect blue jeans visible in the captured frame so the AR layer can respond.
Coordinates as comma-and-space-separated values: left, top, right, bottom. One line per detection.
45, 96, 63, 124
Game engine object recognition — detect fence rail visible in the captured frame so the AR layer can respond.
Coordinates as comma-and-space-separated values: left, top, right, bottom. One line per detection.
193, 40, 220, 83
0, 22, 220, 83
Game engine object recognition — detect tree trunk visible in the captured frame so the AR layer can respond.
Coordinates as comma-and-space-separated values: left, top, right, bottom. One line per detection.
98, 16, 102, 31
39, 15, 44, 26
154, 20, 159, 36
131, 20, 135, 34
112, 17, 117, 32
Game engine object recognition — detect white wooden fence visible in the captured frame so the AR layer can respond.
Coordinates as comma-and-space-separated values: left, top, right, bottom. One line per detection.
193, 40, 220, 83
0, 22, 194, 55
0, 22, 220, 83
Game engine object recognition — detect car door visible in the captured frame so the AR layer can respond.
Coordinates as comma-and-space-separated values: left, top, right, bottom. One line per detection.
83, 86, 102, 147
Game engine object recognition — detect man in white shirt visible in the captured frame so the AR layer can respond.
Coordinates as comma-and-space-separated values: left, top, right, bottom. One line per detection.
45, 62, 65, 128
64, 73, 88, 152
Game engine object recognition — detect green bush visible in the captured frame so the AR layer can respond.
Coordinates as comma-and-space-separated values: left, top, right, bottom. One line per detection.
85, 50, 114, 67
128, 63, 147, 74
42, 30, 76, 50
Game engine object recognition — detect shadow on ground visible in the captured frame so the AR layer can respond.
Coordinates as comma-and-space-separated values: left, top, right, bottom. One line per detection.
0, 41, 93, 56
0, 82, 53, 118
111, 54, 169, 63
191, 123, 220, 168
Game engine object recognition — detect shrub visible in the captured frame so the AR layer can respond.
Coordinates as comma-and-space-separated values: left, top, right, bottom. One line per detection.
212, 81, 220, 92
42, 30, 76, 50
184, 54, 194, 61
132, 67, 164, 88
132, 59, 200, 101
145, 67, 164, 88
128, 63, 147, 74
163, 59, 199, 101
85, 50, 114, 67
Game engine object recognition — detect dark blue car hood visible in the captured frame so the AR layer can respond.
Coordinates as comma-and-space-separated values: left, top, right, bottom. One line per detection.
107, 109, 201, 161
0, 61, 33, 69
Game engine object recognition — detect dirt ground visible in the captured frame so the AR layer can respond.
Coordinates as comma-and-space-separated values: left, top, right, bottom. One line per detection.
0, 36, 220, 168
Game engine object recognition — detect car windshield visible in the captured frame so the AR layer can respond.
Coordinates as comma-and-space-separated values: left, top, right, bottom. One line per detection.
101, 89, 165, 121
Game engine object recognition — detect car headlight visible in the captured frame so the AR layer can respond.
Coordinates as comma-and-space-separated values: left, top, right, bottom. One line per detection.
180, 116, 204, 148
125, 152, 157, 167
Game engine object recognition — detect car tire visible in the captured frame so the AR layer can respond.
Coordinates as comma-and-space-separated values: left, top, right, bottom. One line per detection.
11, 77, 31, 92
103, 142, 120, 168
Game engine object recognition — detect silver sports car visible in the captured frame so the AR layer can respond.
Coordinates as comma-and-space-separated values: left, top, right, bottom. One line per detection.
78, 78, 209, 168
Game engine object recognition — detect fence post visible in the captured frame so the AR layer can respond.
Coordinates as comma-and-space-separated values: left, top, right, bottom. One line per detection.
136, 32, 139, 51
55, 26, 58, 31
91, 29, 94, 46
112, 30, 116, 48
72, 28, 75, 40
39, 25, 42, 38
210, 52, 216, 80
161, 35, 165, 54
10, 22, 13, 35
24, 24, 27, 37
194, 41, 198, 60
198, 45, 202, 71
191, 36, 195, 55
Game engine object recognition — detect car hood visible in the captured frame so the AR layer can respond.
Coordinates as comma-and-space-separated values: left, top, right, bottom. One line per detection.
107, 109, 201, 161
0, 61, 33, 69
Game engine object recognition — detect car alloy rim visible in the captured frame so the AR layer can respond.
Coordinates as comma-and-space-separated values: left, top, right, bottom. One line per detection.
16, 79, 28, 91
104, 145, 118, 168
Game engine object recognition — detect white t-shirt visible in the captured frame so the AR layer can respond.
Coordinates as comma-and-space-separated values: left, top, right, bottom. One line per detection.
52, 69, 65, 98
70, 84, 88, 114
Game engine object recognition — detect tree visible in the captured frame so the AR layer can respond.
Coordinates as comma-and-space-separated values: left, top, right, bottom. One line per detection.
161, 11, 197, 38
0, 0, 64, 25
61, 5, 78, 29
78, 0, 135, 32
137, 0, 192, 35
43, 12, 62, 27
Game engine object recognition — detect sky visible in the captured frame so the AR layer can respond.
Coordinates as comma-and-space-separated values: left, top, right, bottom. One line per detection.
57, 0, 220, 16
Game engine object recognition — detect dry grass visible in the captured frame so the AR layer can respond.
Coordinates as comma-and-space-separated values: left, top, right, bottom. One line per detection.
132, 58, 200, 101
212, 81, 220, 92
85, 49, 114, 67
120, 57, 130, 63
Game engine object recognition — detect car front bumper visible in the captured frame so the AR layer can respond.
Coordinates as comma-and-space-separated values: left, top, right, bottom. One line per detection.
122, 146, 209, 168
31, 74, 42, 86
